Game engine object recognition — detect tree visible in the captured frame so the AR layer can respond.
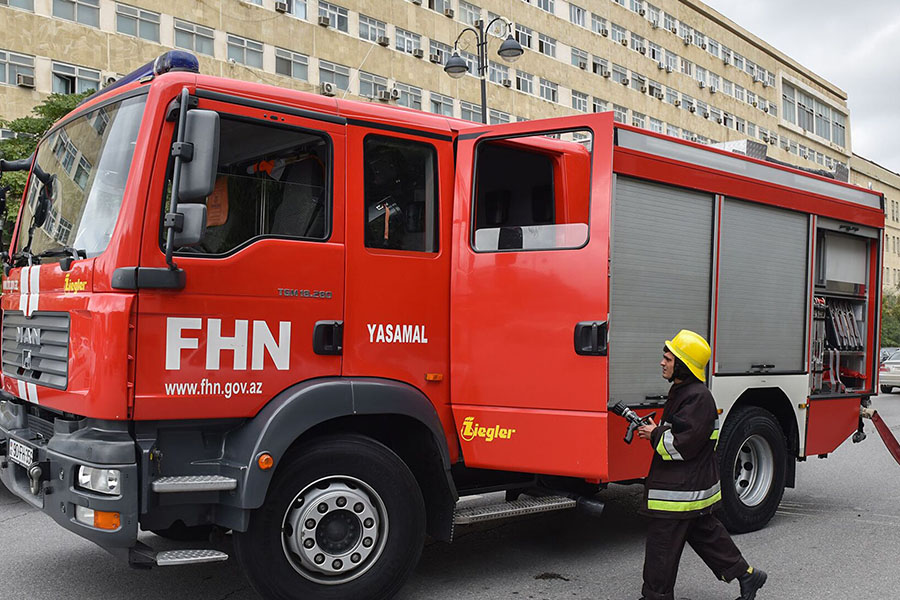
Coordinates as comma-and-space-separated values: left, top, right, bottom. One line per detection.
882, 290, 900, 348
0, 91, 92, 237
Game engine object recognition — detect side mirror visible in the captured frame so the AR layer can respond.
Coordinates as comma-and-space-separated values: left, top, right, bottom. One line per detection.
32, 174, 56, 228
178, 109, 219, 202
173, 203, 207, 247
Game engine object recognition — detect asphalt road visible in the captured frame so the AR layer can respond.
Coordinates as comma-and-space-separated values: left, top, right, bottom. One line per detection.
2, 396, 900, 600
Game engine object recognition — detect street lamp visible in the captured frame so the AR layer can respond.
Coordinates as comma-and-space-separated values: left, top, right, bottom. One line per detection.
444, 17, 524, 124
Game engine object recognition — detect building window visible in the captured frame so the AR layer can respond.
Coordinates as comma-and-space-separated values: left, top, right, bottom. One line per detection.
460, 101, 481, 121
569, 3, 585, 26
591, 14, 607, 34
174, 19, 214, 55
592, 55, 608, 75
647, 3, 660, 22
319, 1, 349, 32
631, 34, 645, 54
359, 71, 388, 98
734, 84, 745, 103
663, 12, 676, 31
428, 0, 450, 12
733, 53, 744, 71
516, 71, 533, 94
319, 60, 350, 91
538, 34, 556, 57
116, 3, 160, 42
53, 0, 99, 27
539, 78, 558, 102
284, 0, 307, 19
275, 48, 309, 80
593, 97, 607, 112
611, 23, 627, 45
394, 83, 423, 110
0, 50, 35, 85
666, 88, 678, 105
611, 64, 628, 85
571, 47, 588, 69
489, 109, 511, 124
707, 38, 719, 58
735, 117, 746, 134
833, 112, 846, 148
459, 1, 480, 26
460, 51, 478, 75
680, 58, 692, 77
723, 79, 733, 96
815, 98, 831, 140
8, 0, 34, 10
613, 104, 628, 123
395, 28, 422, 53
695, 66, 706, 85
572, 90, 588, 112
631, 111, 645, 128
488, 62, 508, 84
648, 42, 662, 61
51, 61, 99, 94
358, 15, 386, 42
73, 156, 92, 189
227, 35, 263, 68
515, 24, 533, 49
430, 92, 454, 116
430, 40, 452, 64
536, 0, 553, 14
665, 51, 678, 72
708, 73, 720, 91
796, 88, 814, 132
667, 124, 680, 137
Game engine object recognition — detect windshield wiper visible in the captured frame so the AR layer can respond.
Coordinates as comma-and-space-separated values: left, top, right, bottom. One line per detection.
34, 246, 87, 271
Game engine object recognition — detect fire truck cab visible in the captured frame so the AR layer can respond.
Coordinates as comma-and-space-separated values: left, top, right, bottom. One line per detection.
0, 52, 884, 600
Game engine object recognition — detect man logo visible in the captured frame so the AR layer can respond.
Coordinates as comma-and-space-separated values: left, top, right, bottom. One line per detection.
459, 416, 516, 443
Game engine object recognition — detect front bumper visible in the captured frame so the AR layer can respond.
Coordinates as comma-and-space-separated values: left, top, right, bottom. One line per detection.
0, 398, 139, 551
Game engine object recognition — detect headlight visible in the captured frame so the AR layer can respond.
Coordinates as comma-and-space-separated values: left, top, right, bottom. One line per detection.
77, 466, 121, 496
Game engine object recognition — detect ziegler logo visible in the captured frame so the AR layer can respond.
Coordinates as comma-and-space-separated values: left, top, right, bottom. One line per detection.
459, 417, 516, 443
63, 274, 88, 294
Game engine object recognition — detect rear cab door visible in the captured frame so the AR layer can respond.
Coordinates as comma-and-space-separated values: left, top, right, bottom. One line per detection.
450, 114, 614, 479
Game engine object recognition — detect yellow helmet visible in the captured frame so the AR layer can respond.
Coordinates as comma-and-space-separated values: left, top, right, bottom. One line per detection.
665, 330, 711, 382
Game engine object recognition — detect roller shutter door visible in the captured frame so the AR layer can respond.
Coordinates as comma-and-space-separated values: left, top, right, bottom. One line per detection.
609, 177, 714, 405
716, 199, 809, 373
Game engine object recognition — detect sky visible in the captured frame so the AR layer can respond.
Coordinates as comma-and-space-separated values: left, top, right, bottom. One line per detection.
701, 0, 900, 173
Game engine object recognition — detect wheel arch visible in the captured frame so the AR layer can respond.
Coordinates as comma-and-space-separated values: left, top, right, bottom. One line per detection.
726, 386, 798, 487
222, 377, 457, 541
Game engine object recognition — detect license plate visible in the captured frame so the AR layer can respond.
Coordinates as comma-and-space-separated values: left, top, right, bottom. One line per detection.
8, 438, 34, 469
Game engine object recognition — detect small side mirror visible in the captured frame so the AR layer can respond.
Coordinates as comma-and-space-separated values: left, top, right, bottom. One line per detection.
32, 174, 56, 228
178, 109, 220, 202
173, 204, 207, 247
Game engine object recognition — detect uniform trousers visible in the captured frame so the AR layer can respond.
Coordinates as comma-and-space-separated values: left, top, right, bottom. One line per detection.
641, 512, 749, 600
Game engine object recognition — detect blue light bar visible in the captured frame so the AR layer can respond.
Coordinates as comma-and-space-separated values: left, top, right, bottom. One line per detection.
77, 51, 200, 107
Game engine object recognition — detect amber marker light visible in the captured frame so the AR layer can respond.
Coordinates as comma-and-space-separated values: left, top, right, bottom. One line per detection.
258, 453, 275, 470
425, 373, 444, 382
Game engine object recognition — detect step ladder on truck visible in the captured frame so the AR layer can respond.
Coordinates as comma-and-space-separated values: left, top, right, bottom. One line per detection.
0, 50, 895, 600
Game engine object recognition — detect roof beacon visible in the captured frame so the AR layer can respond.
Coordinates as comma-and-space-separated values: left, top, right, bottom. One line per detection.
78, 50, 200, 107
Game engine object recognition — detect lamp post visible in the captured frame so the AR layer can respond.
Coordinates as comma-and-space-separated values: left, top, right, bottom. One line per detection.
443, 18, 524, 124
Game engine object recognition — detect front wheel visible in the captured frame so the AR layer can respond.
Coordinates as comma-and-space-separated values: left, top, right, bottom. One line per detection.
717, 406, 787, 533
881, 385, 894, 394
234, 435, 425, 600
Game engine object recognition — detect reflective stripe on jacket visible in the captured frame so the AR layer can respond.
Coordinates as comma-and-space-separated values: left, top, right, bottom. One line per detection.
643, 379, 721, 519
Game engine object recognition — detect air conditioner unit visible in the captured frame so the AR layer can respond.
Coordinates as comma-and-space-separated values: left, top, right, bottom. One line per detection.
601, 28, 609, 36
665, 65, 673, 73
578, 60, 587, 70
716, 117, 723, 124
801, 152, 809, 159
318, 15, 330, 27
444, 8, 454, 18
753, 75, 762, 83
103, 75, 117, 87
723, 57, 730, 65
275, 1, 288, 13
639, 8, 646, 16
700, 43, 707, 50
709, 86, 717, 94
377, 35, 390, 47
621, 38, 628, 46
683, 36, 692, 45
621, 78, 629, 86
703, 111, 709, 118
670, 26, 677, 34
689, 105, 696, 113
320, 81, 336, 96
651, 20, 658, 29
674, 99, 682, 106
502, 78, 512, 88
378, 89, 392, 102
751, 100, 758, 107
763, 106, 769, 113
411, 0, 422, 4
640, 85, 647, 93
412, 48, 424, 58
639, 47, 646, 55
762, 80, 769, 88
16, 73, 35, 88
429, 53, 441, 63
655, 92, 664, 99
657, 61, 665, 70
698, 81, 705, 88
691, 136, 699, 142
602, 69, 611, 78
769, 137, 776, 145
390, 88, 402, 100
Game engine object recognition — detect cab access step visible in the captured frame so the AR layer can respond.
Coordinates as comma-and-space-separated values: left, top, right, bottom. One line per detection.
452, 493, 605, 526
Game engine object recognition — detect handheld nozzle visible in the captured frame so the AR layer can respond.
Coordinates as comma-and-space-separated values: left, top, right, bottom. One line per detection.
611, 401, 656, 444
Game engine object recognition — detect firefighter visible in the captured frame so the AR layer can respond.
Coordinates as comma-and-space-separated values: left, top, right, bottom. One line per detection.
635, 329, 767, 600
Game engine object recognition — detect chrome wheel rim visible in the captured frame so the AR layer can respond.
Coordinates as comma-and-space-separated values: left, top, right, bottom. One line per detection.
733, 434, 775, 507
281, 476, 388, 585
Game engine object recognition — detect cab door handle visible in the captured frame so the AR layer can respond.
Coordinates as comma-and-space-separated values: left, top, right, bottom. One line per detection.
574, 321, 608, 356
313, 321, 343, 355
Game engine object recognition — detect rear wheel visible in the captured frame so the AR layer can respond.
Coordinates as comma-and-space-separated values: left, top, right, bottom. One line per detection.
234, 435, 425, 600
881, 385, 894, 394
717, 406, 787, 533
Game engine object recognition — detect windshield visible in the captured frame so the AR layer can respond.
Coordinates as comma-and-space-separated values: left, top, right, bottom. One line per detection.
15, 95, 146, 260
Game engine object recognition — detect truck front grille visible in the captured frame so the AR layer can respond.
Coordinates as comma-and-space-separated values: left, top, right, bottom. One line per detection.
1, 311, 70, 390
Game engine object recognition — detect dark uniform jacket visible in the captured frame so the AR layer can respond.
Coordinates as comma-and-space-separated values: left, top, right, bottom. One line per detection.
642, 379, 722, 519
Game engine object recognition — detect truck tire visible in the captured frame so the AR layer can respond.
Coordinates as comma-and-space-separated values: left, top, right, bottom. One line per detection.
716, 406, 787, 534
234, 435, 426, 600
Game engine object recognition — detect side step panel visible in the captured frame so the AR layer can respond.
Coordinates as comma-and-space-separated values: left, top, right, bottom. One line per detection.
453, 495, 576, 525
151, 475, 237, 493
156, 549, 229, 566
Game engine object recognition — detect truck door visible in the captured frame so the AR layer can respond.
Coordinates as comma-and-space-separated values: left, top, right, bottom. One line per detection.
450, 115, 613, 479
131, 94, 346, 420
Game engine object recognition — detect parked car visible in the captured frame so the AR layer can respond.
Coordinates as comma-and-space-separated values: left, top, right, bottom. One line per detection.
880, 349, 900, 393
881, 347, 899, 363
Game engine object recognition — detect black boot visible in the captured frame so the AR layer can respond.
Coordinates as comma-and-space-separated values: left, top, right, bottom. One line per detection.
736, 567, 767, 600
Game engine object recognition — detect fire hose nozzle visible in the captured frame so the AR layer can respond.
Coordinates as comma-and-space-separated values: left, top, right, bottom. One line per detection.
860, 407, 876, 420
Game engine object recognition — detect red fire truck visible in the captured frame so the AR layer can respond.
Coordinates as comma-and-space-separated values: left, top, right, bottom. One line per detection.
0, 51, 884, 599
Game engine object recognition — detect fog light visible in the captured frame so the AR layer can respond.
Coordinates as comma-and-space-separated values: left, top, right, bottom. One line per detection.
75, 506, 120, 530
77, 466, 121, 496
